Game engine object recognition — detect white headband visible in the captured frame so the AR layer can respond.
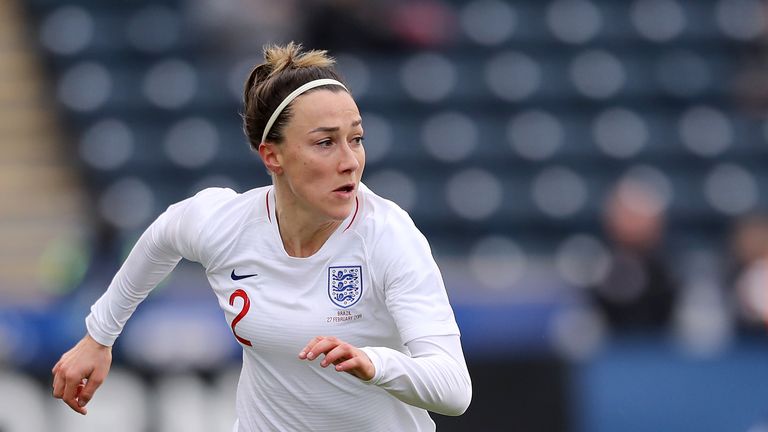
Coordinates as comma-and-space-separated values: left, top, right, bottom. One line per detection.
261, 78, 348, 144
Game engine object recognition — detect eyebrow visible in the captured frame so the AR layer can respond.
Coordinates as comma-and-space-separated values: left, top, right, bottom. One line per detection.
308, 119, 363, 134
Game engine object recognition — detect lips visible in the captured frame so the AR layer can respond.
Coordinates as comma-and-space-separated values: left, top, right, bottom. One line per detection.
333, 183, 355, 193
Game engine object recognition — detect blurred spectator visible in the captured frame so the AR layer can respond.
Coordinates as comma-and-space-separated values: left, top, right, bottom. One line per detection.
590, 178, 679, 331
184, 0, 302, 52
184, 0, 457, 55
304, 0, 400, 51
728, 213, 768, 334
304, 0, 457, 51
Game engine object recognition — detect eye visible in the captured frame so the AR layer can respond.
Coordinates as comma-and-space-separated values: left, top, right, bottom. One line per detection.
352, 136, 365, 146
316, 139, 334, 148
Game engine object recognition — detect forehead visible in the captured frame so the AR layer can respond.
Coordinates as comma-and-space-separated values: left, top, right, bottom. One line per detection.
288, 89, 360, 129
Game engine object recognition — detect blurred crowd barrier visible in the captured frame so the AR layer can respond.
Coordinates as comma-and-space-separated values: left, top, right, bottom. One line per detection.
3, 338, 768, 432
0, 367, 240, 432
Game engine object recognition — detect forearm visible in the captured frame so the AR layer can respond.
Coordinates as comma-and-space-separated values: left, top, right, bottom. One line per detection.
85, 224, 182, 346
360, 335, 472, 416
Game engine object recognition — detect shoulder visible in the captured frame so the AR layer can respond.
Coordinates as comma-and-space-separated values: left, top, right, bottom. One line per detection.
350, 184, 435, 272
186, 187, 239, 209
192, 185, 271, 233
179, 185, 269, 222
352, 183, 423, 243
180, 185, 271, 265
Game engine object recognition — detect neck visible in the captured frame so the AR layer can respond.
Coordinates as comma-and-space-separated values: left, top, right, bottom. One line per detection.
273, 185, 341, 258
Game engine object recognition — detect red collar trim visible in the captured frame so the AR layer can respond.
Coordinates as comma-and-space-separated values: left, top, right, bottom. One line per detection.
269, 189, 358, 231
343, 196, 359, 232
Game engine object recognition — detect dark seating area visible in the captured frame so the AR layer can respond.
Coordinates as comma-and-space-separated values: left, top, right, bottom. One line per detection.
25, 0, 768, 262
6, 1, 768, 431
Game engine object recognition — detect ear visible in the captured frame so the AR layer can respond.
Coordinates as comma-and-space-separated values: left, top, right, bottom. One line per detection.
258, 142, 284, 175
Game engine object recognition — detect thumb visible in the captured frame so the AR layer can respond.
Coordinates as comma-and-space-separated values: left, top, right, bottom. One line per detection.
77, 371, 106, 408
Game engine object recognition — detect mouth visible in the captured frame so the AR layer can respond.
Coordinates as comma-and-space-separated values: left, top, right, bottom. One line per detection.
333, 183, 356, 194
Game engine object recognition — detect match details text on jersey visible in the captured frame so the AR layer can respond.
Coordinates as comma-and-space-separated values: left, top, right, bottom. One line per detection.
326, 310, 363, 323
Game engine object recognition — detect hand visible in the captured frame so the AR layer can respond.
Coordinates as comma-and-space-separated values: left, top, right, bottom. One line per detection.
299, 336, 375, 381
52, 334, 112, 415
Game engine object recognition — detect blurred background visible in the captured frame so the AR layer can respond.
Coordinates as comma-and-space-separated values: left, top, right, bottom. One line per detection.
1, 0, 768, 430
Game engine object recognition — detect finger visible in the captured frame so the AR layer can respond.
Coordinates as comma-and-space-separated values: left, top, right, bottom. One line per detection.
305, 338, 340, 360
62, 373, 88, 415
299, 336, 324, 359
52, 359, 62, 375
64, 388, 88, 415
303, 337, 331, 360
75, 380, 86, 409
320, 345, 351, 368
335, 356, 374, 381
77, 369, 106, 409
52, 369, 65, 398
335, 356, 359, 372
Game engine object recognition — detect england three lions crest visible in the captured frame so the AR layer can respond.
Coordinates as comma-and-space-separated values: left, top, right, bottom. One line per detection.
328, 266, 363, 308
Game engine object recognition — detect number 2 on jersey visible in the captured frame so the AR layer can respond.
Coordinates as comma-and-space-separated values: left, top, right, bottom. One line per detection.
229, 289, 253, 347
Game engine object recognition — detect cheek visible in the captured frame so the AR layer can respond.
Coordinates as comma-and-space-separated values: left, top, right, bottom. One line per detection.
285, 148, 319, 176
290, 156, 330, 188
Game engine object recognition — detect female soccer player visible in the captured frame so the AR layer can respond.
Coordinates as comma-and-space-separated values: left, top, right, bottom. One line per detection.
52, 42, 471, 431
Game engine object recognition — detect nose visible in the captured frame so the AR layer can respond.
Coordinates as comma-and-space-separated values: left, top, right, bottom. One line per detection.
338, 142, 360, 173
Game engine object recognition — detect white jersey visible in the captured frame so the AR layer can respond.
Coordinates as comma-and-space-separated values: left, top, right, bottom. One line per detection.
86, 183, 470, 431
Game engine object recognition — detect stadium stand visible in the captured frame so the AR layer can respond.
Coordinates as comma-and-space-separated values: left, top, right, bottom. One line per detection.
4, 0, 768, 431
0, 0, 87, 304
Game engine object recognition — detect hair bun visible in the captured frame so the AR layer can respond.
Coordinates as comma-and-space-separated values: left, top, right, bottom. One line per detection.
263, 42, 335, 79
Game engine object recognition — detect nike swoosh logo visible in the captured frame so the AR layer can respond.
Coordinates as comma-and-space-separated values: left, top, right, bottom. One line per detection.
231, 270, 258, 281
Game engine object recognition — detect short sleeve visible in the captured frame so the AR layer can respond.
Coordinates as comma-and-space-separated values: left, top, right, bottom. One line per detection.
371, 208, 460, 344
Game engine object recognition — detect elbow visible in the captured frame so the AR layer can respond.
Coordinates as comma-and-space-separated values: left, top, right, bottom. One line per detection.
458, 384, 472, 415
434, 377, 472, 416
447, 384, 472, 416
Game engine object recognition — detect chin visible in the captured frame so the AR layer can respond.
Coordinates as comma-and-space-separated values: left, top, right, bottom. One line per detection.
325, 202, 355, 222
329, 207, 354, 222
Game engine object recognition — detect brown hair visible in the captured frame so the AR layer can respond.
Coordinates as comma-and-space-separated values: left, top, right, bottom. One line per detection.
242, 42, 348, 150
